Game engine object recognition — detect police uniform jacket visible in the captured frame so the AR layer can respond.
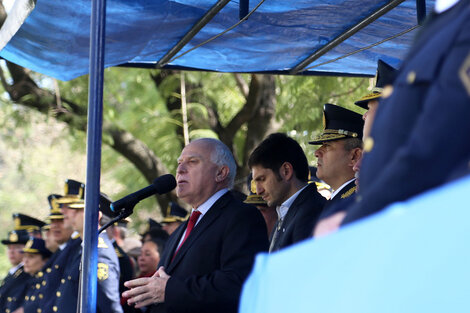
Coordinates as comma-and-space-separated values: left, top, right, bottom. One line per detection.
39, 237, 82, 313
52, 233, 123, 313
22, 274, 43, 313
0, 265, 31, 313
318, 179, 357, 220
269, 183, 326, 253
343, 0, 470, 225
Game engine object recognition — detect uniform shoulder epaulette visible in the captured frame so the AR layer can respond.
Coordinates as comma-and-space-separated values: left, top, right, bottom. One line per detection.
97, 237, 108, 249
341, 186, 356, 199
13, 268, 23, 278
72, 233, 81, 240
114, 247, 123, 258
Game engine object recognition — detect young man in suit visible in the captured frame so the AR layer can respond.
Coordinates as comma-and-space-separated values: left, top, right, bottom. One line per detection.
123, 138, 269, 313
248, 133, 326, 253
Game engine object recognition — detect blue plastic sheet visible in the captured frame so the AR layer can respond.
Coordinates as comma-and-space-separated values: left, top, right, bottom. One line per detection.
1, 0, 435, 81
239, 175, 470, 313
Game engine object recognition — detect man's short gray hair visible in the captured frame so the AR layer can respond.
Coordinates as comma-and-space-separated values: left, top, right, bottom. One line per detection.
193, 138, 237, 188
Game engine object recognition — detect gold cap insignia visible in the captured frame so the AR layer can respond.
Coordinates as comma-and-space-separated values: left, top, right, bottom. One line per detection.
25, 239, 33, 249
9, 232, 18, 242
250, 180, 257, 194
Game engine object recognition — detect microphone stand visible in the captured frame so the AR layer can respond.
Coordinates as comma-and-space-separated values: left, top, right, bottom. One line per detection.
98, 206, 135, 234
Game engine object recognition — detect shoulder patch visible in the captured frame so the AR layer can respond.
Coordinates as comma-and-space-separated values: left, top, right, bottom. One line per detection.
459, 52, 470, 97
341, 186, 356, 199
97, 237, 108, 249
97, 263, 109, 281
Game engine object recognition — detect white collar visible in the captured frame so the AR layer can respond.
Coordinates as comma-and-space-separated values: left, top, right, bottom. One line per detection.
192, 188, 229, 217
330, 178, 355, 200
9, 262, 23, 275
276, 185, 308, 220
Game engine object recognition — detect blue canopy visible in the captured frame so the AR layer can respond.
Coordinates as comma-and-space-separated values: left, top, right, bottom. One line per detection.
240, 175, 470, 313
1, 0, 434, 81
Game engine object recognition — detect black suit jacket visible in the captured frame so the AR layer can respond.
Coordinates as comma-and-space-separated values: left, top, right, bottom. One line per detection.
150, 191, 269, 313
269, 183, 326, 252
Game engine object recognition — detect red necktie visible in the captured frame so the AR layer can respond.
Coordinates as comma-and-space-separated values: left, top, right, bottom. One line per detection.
172, 210, 201, 261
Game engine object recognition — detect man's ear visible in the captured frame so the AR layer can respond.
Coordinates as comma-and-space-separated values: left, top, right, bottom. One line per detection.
349, 148, 363, 167
279, 162, 294, 181
215, 165, 229, 183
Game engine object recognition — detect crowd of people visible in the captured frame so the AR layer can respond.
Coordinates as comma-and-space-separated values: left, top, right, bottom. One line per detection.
0, 184, 189, 313
1, 0, 469, 312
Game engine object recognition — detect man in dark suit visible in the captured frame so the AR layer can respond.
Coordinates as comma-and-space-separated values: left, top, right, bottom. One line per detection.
248, 133, 326, 252
0, 229, 31, 313
342, 0, 470, 225
123, 138, 269, 313
308, 104, 363, 222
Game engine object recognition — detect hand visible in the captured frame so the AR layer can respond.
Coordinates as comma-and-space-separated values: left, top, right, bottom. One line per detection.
313, 211, 346, 238
123, 266, 170, 308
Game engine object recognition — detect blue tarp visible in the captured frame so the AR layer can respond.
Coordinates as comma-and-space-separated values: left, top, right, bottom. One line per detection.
1, 0, 435, 81
240, 174, 470, 313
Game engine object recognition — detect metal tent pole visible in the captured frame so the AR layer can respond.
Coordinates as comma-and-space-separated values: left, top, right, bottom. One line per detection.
79, 0, 106, 312
289, 0, 405, 74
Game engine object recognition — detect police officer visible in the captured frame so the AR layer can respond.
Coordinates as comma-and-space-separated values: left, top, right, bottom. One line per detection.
34, 193, 79, 313
53, 179, 123, 313
12, 214, 46, 239
161, 202, 188, 235
309, 103, 364, 219
20, 237, 52, 313
342, 0, 470, 225
0, 229, 31, 313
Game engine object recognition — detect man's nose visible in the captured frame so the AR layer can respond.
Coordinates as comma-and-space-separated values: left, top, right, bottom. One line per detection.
176, 163, 186, 174
315, 148, 322, 158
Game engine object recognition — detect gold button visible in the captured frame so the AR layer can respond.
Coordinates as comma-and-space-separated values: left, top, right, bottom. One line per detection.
61, 278, 65, 284
46, 268, 52, 273
68, 276, 72, 280
56, 291, 61, 297
382, 85, 393, 99
6, 309, 10, 313
31, 296, 36, 301
363, 137, 374, 152
55, 265, 59, 269
7, 297, 12, 302
38, 272, 43, 277
38, 309, 42, 313
39, 294, 43, 299
25, 296, 29, 301
36, 283, 41, 289
53, 306, 58, 312
407, 71, 416, 84
42, 281, 46, 286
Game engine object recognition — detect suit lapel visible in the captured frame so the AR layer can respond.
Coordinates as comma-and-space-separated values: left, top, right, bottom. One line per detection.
281, 184, 313, 227
161, 222, 188, 269
167, 192, 231, 272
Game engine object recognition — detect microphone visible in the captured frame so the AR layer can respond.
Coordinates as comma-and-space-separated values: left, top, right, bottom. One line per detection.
110, 174, 176, 213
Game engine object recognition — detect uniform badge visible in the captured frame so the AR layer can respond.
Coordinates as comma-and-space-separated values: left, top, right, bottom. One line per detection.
97, 263, 109, 281
97, 237, 108, 248
459, 52, 470, 97
9, 232, 18, 243
25, 239, 33, 249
